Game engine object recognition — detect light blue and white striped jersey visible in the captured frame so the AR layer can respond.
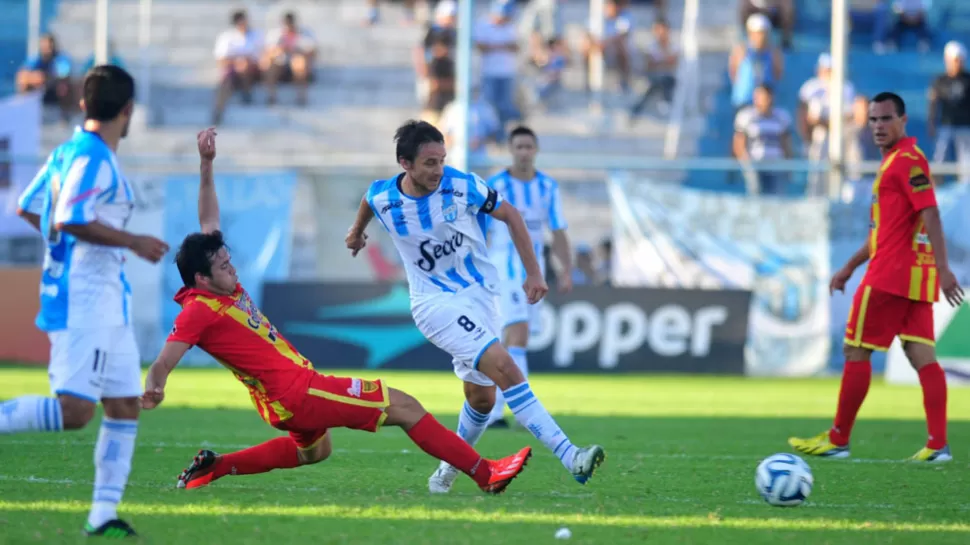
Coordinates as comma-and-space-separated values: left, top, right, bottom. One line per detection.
367, 167, 504, 301
486, 170, 566, 282
16, 129, 135, 332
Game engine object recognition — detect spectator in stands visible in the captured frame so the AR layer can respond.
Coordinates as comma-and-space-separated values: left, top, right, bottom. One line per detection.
928, 41, 970, 184
420, 35, 456, 125
581, 0, 634, 95
572, 244, 599, 286
261, 12, 317, 107
542, 244, 559, 287
872, 0, 932, 54
532, 37, 568, 110
414, 1, 457, 110
845, 95, 881, 189
733, 84, 794, 195
16, 33, 74, 123
212, 10, 263, 125
729, 14, 783, 111
629, 18, 678, 123
520, 0, 565, 67
598, 238, 613, 286
440, 86, 502, 166
797, 53, 855, 164
738, 0, 795, 50
475, 0, 522, 132
80, 41, 125, 75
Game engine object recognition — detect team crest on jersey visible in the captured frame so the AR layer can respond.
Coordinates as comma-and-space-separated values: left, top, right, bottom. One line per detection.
442, 204, 458, 223
361, 379, 379, 394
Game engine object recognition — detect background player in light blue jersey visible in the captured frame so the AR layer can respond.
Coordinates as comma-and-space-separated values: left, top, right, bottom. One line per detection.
3, 65, 169, 538
484, 126, 574, 429
345, 120, 604, 494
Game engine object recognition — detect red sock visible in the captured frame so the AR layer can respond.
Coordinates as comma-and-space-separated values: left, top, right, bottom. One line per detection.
406, 413, 491, 487
212, 436, 301, 480
918, 362, 948, 449
830, 360, 871, 446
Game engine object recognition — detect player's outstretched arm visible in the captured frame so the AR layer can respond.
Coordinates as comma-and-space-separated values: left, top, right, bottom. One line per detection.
491, 202, 548, 303
346, 196, 374, 257
143, 341, 192, 409
197, 128, 221, 234
831, 239, 870, 294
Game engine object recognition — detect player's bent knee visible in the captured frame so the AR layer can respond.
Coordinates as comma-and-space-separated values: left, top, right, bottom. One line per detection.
903, 341, 937, 369
842, 344, 872, 362
477, 344, 524, 390
298, 433, 333, 465
463, 382, 495, 414
101, 396, 141, 421
57, 395, 97, 430
383, 388, 427, 429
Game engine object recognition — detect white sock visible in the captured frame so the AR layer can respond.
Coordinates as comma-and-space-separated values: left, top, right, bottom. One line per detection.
456, 401, 489, 446
503, 381, 576, 472
87, 417, 138, 528
488, 346, 529, 424
0, 395, 63, 433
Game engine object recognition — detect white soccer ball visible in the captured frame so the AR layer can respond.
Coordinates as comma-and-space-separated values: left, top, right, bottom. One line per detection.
755, 453, 813, 506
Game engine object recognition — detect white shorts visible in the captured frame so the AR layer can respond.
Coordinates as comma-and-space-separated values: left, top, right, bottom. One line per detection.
413, 287, 502, 387
47, 326, 142, 403
497, 278, 541, 333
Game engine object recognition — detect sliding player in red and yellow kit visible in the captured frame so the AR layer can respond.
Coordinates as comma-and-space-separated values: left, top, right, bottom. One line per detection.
141, 129, 531, 493
789, 92, 964, 463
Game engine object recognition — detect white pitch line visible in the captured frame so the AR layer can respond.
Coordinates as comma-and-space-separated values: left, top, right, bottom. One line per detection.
0, 475, 966, 512
3, 439, 923, 464
0, 475, 594, 500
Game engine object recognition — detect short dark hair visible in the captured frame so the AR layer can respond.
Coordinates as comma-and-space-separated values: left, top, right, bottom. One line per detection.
508, 125, 538, 144
653, 18, 669, 28
231, 10, 247, 25
82, 65, 135, 121
175, 231, 228, 287
871, 91, 906, 116
283, 12, 296, 25
755, 83, 774, 95
394, 120, 444, 163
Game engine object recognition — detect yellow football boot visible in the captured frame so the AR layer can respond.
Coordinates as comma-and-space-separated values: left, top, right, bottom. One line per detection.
909, 445, 952, 463
788, 431, 850, 459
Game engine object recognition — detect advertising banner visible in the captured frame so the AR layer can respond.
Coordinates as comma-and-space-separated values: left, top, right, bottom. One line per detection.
261, 283, 752, 374
610, 178, 831, 376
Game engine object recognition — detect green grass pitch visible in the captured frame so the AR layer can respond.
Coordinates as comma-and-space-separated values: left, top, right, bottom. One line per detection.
0, 366, 968, 544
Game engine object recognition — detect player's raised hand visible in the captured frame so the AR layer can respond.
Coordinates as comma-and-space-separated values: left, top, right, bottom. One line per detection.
130, 234, 170, 263
197, 127, 217, 161
939, 267, 965, 307
345, 230, 368, 257
523, 274, 549, 305
141, 386, 165, 410
829, 267, 853, 295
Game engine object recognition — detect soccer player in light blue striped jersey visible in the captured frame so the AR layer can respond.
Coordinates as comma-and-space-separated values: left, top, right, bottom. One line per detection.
482, 126, 574, 429
346, 121, 604, 493
2, 66, 169, 538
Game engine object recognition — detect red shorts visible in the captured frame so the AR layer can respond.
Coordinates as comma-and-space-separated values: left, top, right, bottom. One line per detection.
275, 374, 390, 450
844, 284, 935, 351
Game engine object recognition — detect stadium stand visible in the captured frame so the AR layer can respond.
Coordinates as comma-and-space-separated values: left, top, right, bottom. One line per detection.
19, 0, 734, 169
0, 0, 59, 98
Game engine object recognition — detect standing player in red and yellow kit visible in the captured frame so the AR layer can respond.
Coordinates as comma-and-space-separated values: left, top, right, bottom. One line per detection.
789, 92, 964, 463
141, 128, 531, 493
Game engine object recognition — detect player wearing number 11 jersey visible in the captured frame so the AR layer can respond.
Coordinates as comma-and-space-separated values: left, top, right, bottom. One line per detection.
789, 92, 964, 463
142, 128, 532, 495
345, 121, 604, 493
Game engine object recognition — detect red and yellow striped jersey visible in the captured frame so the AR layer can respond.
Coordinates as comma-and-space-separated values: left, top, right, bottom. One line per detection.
862, 137, 939, 302
168, 283, 315, 425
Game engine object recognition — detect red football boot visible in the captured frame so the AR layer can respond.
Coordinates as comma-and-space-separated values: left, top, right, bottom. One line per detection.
479, 446, 532, 494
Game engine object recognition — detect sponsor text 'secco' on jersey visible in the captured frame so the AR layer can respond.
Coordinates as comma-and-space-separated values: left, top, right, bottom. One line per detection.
366, 167, 504, 301
16, 129, 134, 331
